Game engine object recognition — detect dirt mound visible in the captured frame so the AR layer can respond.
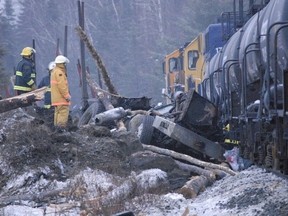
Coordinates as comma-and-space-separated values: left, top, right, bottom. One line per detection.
0, 109, 149, 180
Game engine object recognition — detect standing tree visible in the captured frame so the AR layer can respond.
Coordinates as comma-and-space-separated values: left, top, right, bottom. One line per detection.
0, 0, 17, 74
0, 0, 16, 98
0, 45, 8, 97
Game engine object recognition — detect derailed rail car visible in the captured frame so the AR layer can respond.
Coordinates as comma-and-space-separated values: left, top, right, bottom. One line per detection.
200, 0, 288, 174
150, 0, 288, 174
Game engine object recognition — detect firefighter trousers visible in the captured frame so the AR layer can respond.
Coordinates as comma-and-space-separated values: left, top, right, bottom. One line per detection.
54, 105, 69, 128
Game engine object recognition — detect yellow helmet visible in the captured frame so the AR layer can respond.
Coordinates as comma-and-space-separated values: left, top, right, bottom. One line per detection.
20, 47, 36, 56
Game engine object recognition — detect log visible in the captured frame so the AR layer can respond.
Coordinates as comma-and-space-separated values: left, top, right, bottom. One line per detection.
178, 175, 209, 198
0, 87, 46, 114
142, 144, 237, 176
174, 160, 216, 184
207, 168, 227, 180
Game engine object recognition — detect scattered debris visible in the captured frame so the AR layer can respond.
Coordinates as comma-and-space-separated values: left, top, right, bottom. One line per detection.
0, 107, 287, 216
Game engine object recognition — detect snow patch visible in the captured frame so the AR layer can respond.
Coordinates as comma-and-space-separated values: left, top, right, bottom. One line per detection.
136, 168, 168, 190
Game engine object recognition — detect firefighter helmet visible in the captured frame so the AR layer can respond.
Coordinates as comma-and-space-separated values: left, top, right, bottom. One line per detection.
20, 47, 36, 56
48, 61, 56, 71
55, 55, 70, 64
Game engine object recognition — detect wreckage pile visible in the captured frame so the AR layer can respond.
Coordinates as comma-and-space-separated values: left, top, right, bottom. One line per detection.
0, 106, 231, 215
0, 107, 287, 216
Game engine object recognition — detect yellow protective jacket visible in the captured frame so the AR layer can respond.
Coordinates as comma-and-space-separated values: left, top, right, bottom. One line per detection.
51, 64, 71, 106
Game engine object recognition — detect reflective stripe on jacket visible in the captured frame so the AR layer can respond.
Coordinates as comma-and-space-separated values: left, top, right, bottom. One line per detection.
14, 57, 36, 92
51, 64, 70, 106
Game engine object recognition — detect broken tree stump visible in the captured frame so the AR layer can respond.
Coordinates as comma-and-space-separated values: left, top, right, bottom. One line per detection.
0, 87, 46, 114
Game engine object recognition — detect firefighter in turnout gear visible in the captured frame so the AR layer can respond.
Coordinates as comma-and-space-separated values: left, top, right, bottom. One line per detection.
14, 47, 36, 95
38, 61, 56, 109
51, 55, 71, 132
37, 61, 56, 128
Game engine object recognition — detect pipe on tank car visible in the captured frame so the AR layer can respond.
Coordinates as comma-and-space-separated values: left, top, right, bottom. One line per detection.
202, 78, 209, 99
222, 59, 239, 92
209, 69, 222, 104
263, 22, 288, 119
222, 60, 239, 119
273, 23, 288, 112
241, 42, 259, 119
213, 70, 223, 104
227, 62, 240, 119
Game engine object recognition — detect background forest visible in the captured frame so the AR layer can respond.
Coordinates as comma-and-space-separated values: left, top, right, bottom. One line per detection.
0, 0, 231, 106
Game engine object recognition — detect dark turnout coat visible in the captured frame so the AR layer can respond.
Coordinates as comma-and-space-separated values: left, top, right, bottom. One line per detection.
14, 57, 36, 92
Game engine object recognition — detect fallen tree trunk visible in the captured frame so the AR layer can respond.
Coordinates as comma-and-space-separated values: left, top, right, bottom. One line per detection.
0, 87, 46, 114
174, 160, 216, 184
142, 144, 237, 176
178, 175, 209, 199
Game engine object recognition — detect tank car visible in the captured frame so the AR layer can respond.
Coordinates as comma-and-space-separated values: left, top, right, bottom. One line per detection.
202, 0, 288, 174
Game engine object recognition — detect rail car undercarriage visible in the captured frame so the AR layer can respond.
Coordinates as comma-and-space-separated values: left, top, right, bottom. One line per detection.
139, 90, 288, 174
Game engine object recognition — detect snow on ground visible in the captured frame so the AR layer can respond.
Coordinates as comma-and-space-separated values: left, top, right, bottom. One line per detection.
0, 164, 287, 215
132, 166, 288, 216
